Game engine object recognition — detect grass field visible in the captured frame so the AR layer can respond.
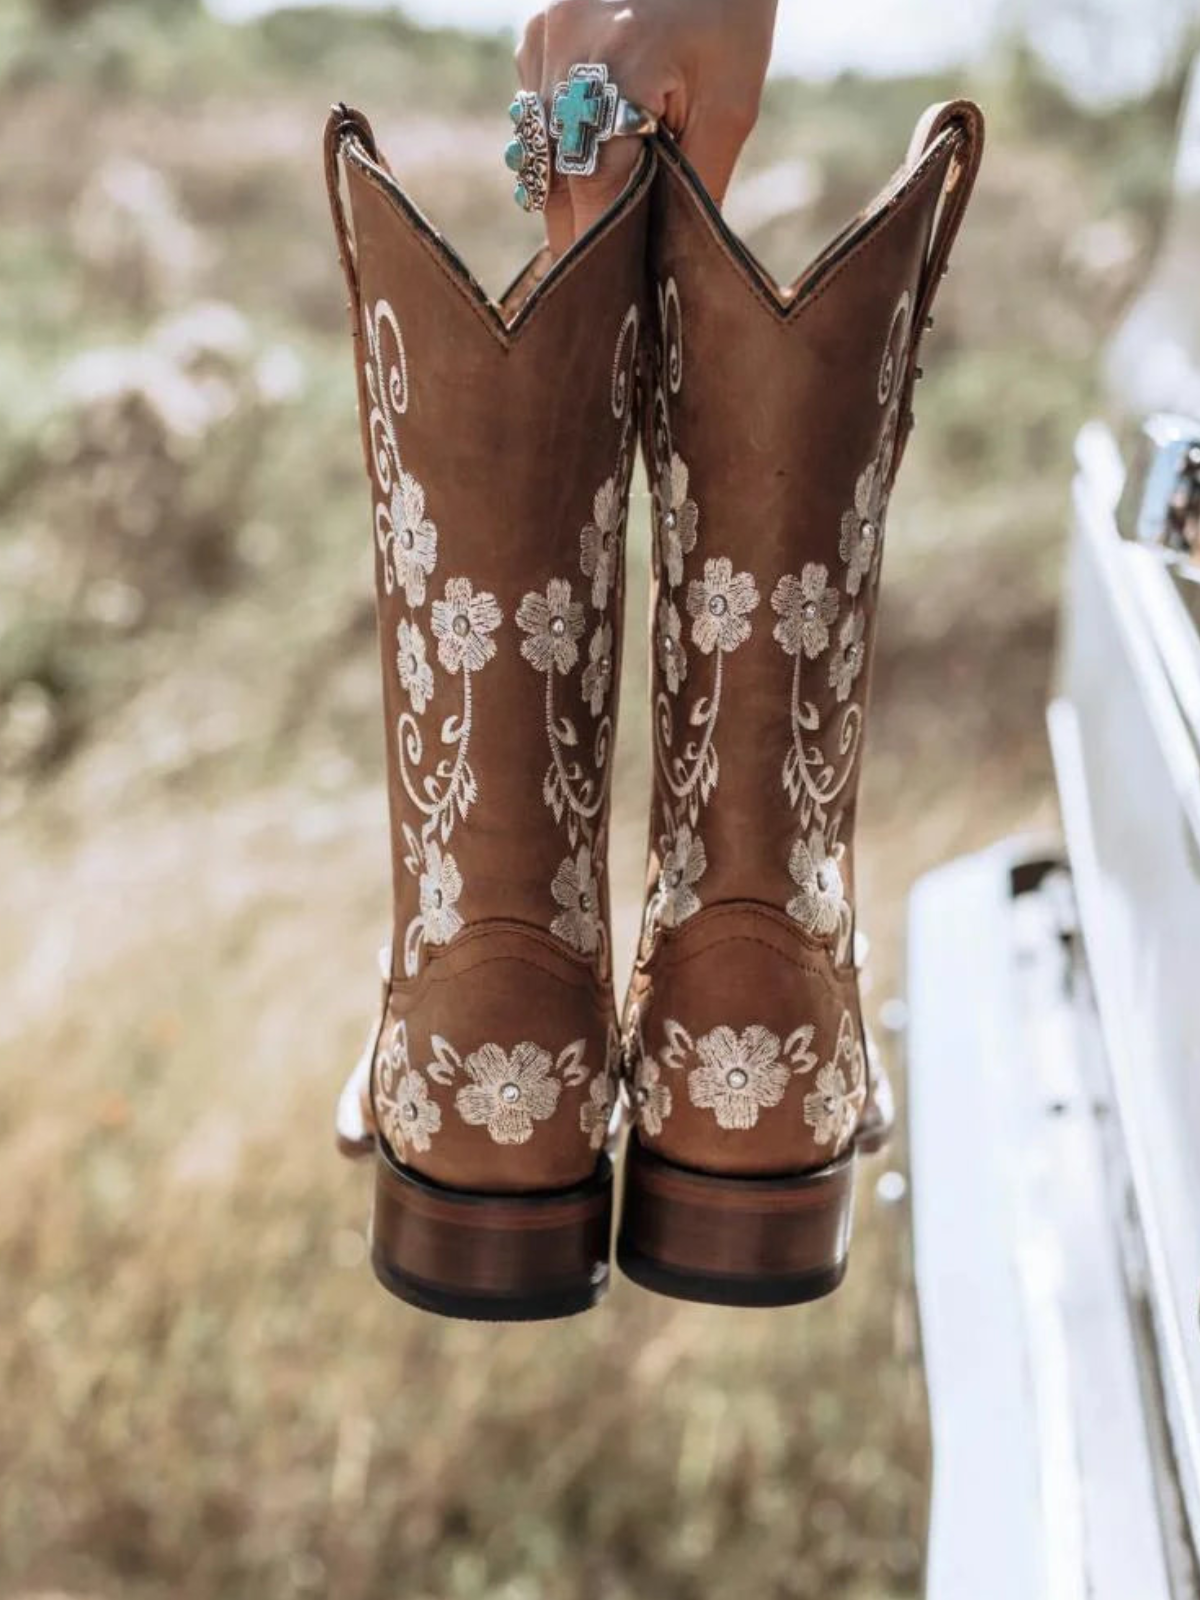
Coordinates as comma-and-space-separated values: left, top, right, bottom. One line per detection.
0, 4, 1185, 1596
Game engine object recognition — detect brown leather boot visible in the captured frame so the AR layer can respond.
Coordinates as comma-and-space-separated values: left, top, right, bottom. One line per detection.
324, 106, 654, 1320
617, 102, 984, 1306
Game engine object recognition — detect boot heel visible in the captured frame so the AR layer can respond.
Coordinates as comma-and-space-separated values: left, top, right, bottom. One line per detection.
616, 1138, 855, 1308
370, 1144, 613, 1322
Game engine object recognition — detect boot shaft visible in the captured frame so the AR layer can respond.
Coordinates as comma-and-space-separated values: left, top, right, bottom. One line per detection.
625, 103, 984, 1186
641, 105, 983, 951
326, 109, 655, 1200
330, 108, 654, 982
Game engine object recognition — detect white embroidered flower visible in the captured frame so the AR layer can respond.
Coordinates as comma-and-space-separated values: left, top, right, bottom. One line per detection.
550, 844, 602, 954
581, 621, 614, 716
656, 823, 706, 928
655, 452, 699, 587
455, 1041, 561, 1144
786, 828, 846, 938
634, 1055, 672, 1137
378, 1066, 442, 1155
579, 1071, 615, 1150
838, 460, 885, 598
828, 608, 866, 703
418, 839, 464, 946
396, 619, 434, 715
374, 1022, 442, 1156
656, 597, 687, 694
804, 1012, 866, 1153
386, 472, 438, 605
580, 477, 621, 610
431, 577, 502, 674
517, 578, 586, 675
771, 564, 840, 660
687, 557, 759, 655
687, 1025, 789, 1130
804, 1062, 860, 1153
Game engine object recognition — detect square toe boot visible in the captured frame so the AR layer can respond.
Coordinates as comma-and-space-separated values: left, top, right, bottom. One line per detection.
617, 102, 984, 1307
324, 107, 654, 1320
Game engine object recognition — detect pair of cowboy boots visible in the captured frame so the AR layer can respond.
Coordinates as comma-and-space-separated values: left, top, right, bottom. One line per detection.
325, 95, 983, 1319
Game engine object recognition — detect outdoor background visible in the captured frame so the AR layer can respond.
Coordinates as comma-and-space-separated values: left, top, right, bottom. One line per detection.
0, 1, 1194, 1596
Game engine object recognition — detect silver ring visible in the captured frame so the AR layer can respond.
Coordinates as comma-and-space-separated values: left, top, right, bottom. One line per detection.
505, 90, 551, 213
549, 63, 658, 179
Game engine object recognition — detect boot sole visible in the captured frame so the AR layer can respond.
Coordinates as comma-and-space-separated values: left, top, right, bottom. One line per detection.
370, 1144, 613, 1322
616, 1138, 855, 1308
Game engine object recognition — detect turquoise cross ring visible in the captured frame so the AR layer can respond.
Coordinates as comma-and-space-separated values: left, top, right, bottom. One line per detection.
548, 63, 658, 180
505, 90, 551, 213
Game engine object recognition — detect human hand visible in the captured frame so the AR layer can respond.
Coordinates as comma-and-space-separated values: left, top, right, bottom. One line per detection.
516, 0, 778, 255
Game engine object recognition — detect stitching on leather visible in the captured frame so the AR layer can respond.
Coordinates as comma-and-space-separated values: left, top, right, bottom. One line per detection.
656, 933, 853, 988
652, 898, 845, 960
344, 141, 655, 349
661, 134, 957, 326
390, 920, 611, 999
412, 950, 609, 995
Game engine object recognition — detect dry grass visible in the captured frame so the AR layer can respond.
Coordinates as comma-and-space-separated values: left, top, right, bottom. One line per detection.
0, 5, 1183, 1596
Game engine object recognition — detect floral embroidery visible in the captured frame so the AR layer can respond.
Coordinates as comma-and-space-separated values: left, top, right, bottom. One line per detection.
581, 621, 613, 716
363, 298, 503, 978
632, 1011, 863, 1150
654, 451, 699, 588
431, 577, 503, 675
580, 477, 621, 610
418, 839, 464, 947
374, 1022, 442, 1155
385, 473, 438, 606
687, 557, 760, 656
396, 619, 434, 715
645, 277, 760, 950
787, 827, 849, 943
770, 291, 913, 961
374, 1028, 603, 1157
828, 609, 866, 703
838, 461, 883, 599
550, 844, 603, 956
636, 1018, 819, 1135
656, 598, 687, 695
517, 304, 639, 975
803, 1010, 867, 1155
633, 1054, 672, 1137
772, 564, 840, 660
653, 821, 706, 929
688, 1025, 790, 1129
517, 579, 586, 675
579, 1070, 615, 1150
454, 1041, 562, 1145
414, 1032, 592, 1150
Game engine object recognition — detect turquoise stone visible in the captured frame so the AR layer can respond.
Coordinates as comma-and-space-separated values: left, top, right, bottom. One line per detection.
513, 182, 529, 210
504, 138, 524, 172
553, 75, 602, 159
508, 98, 522, 124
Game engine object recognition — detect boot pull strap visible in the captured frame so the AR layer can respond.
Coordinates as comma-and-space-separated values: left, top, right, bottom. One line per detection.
324, 103, 381, 477
891, 99, 985, 483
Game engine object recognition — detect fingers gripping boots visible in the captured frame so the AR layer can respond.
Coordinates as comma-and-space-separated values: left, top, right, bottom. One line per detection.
617, 103, 984, 1305
325, 107, 654, 1320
